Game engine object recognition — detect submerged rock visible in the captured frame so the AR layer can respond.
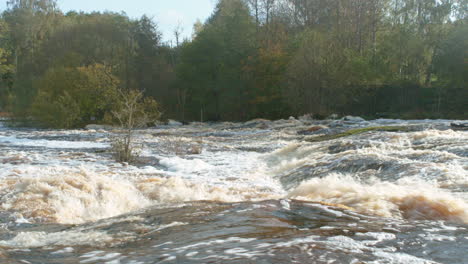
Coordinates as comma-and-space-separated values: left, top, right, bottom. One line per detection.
451, 122, 468, 130
85, 124, 114, 130
153, 120, 165, 126
189, 122, 205, 126
234, 119, 272, 129
305, 125, 418, 143
329, 120, 345, 128
167, 120, 183, 126
297, 125, 328, 135
343, 116, 366, 122
298, 114, 313, 121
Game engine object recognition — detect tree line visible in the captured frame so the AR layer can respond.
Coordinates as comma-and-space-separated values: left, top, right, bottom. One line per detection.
0, 0, 466, 128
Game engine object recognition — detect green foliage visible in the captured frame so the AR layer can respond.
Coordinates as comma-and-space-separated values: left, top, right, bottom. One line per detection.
284, 29, 378, 116
0, 21, 12, 74
31, 64, 120, 128
0, 19, 15, 111
7, 0, 57, 11
243, 42, 290, 119
176, 0, 256, 121
110, 89, 160, 129
2, 0, 60, 115
433, 22, 468, 88
1, 0, 466, 123
1, 4, 174, 122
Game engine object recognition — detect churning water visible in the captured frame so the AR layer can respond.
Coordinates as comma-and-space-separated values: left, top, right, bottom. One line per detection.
0, 118, 466, 263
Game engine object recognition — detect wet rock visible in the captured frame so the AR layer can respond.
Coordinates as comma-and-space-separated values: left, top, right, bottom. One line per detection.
289, 116, 296, 120
329, 120, 345, 128
328, 141, 359, 154
153, 120, 165, 126
0, 112, 12, 119
343, 116, 365, 122
298, 114, 313, 121
132, 156, 160, 167
270, 118, 304, 130
85, 124, 114, 130
167, 120, 183, 126
297, 125, 328, 135
1, 155, 30, 165
327, 114, 339, 120
190, 122, 205, 126
313, 125, 424, 143
451, 122, 468, 130
234, 119, 271, 129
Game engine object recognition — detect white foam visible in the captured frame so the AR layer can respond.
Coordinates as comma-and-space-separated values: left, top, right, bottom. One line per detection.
80, 252, 122, 263
0, 169, 151, 224
0, 120, 466, 230
371, 251, 438, 264
0, 230, 114, 248
159, 156, 213, 173
0, 135, 108, 149
289, 174, 468, 223
138, 176, 275, 203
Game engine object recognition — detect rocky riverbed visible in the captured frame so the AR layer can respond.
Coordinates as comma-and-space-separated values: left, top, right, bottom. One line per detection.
0, 117, 467, 263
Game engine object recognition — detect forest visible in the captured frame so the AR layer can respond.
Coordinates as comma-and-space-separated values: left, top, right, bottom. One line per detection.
0, 0, 466, 128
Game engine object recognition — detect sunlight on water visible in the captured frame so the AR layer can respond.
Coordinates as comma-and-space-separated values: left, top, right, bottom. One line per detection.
0, 119, 466, 263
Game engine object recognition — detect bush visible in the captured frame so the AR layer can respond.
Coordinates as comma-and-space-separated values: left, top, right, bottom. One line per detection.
110, 89, 159, 162
31, 64, 119, 128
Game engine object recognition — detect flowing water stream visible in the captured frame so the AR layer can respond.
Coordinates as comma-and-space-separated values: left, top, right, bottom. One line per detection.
0, 118, 466, 263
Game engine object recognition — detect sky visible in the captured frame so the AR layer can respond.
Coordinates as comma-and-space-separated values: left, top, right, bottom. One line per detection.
0, 0, 217, 43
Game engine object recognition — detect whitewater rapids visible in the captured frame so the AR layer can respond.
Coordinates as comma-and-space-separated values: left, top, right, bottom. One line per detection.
0, 118, 466, 263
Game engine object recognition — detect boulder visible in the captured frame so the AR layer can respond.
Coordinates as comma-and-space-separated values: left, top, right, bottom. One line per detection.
451, 122, 468, 130
153, 120, 165, 126
167, 119, 183, 126
85, 124, 114, 130
237, 119, 271, 129
327, 114, 339, 120
190, 122, 205, 126
307, 125, 327, 132
343, 116, 365, 122
298, 114, 313, 121
297, 125, 328, 135
329, 120, 344, 128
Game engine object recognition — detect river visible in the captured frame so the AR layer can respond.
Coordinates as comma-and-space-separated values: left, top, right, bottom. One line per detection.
0, 118, 466, 263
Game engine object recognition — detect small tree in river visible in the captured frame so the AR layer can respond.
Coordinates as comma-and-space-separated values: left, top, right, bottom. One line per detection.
110, 89, 159, 162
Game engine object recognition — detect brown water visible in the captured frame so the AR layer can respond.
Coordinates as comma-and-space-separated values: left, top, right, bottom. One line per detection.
0, 118, 467, 263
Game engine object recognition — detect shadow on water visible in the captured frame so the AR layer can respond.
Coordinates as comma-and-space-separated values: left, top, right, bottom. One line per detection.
1, 200, 467, 264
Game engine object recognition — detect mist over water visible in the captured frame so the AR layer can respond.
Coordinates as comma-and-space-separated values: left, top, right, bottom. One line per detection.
0, 118, 466, 263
